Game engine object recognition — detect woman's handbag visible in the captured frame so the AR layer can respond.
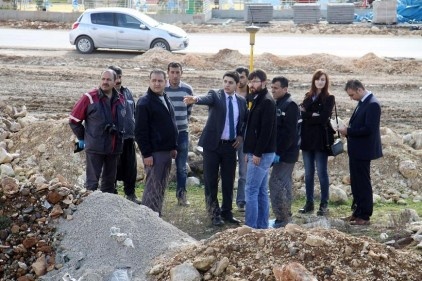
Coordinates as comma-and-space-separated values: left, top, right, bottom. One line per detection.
326, 101, 344, 156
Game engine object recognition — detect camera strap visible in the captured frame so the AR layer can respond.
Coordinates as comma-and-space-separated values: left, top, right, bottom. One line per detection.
99, 89, 114, 127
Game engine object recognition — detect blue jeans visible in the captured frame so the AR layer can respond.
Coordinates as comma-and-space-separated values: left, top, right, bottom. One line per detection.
302, 150, 329, 205
175, 131, 189, 198
245, 152, 274, 229
236, 143, 247, 207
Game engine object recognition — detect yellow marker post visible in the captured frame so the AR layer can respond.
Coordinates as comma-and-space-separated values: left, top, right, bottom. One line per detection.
245, 25, 260, 72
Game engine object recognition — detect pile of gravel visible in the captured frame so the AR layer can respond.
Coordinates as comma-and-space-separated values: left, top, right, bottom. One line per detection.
41, 191, 196, 281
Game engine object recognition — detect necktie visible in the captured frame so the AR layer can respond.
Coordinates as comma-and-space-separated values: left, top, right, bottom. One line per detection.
228, 96, 235, 140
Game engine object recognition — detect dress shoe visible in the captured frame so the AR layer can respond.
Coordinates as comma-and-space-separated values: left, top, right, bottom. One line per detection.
212, 216, 224, 226
316, 203, 329, 216
125, 194, 142, 205
298, 201, 314, 214
222, 215, 241, 224
273, 219, 288, 228
350, 218, 370, 226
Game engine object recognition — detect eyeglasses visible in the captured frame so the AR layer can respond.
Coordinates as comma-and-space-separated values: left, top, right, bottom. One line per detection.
248, 80, 262, 84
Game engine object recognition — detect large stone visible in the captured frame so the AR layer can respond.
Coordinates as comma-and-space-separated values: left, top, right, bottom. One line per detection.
403, 131, 422, 150
399, 160, 418, 179
169, 263, 201, 281
213, 257, 229, 276
330, 185, 348, 203
273, 262, 317, 281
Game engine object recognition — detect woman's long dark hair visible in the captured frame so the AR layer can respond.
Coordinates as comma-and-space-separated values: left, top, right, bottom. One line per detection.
304, 69, 330, 101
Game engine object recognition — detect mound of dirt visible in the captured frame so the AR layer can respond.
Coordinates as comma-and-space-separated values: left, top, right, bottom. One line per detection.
150, 224, 422, 280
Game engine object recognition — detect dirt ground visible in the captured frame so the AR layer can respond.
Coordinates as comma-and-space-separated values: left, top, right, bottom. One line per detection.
1, 20, 422, 280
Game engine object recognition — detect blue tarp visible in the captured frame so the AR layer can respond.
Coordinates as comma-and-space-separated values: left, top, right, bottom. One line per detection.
397, 0, 422, 22
355, 0, 422, 23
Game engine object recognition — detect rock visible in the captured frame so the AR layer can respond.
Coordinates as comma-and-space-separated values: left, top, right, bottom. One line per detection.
46, 190, 63, 204
273, 262, 317, 281
31, 255, 47, 276
169, 263, 201, 281
399, 160, 418, 179
305, 234, 328, 247
149, 264, 164, 275
0, 147, 13, 164
49, 204, 63, 218
37, 144, 47, 154
1, 176, 19, 195
22, 237, 38, 249
330, 185, 348, 203
193, 255, 216, 271
0, 163, 15, 177
187, 176, 200, 187
213, 257, 229, 276
403, 131, 422, 149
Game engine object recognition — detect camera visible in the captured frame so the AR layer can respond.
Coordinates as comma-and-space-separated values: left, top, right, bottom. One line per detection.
104, 123, 118, 135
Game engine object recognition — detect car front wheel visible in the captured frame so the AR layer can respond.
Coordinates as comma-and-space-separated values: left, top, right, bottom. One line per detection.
150, 39, 170, 51
75, 36, 94, 54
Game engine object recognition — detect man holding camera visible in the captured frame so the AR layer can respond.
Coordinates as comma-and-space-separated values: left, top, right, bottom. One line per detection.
135, 70, 178, 216
108, 65, 141, 204
69, 69, 125, 193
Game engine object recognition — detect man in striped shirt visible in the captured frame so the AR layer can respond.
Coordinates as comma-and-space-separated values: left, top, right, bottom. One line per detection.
166, 62, 194, 206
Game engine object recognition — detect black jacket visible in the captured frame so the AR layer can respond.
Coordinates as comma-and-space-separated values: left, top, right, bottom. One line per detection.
243, 88, 276, 157
134, 88, 178, 158
300, 93, 335, 151
275, 94, 300, 163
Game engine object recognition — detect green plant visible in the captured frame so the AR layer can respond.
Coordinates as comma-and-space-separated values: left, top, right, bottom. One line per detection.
0, 216, 11, 230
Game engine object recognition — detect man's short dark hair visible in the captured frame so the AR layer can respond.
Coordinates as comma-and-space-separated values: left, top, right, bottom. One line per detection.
223, 71, 240, 84
345, 79, 365, 91
235, 66, 249, 77
272, 76, 289, 88
150, 69, 166, 80
108, 65, 122, 76
167, 62, 183, 72
248, 69, 267, 82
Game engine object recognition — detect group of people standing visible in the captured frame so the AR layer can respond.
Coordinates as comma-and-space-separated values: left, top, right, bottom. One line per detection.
69, 63, 193, 217
69, 64, 382, 228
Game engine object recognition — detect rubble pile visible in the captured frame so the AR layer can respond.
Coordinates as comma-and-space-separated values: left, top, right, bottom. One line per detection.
150, 224, 422, 281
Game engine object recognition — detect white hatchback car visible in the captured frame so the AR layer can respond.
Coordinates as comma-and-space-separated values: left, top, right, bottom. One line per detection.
69, 7, 189, 54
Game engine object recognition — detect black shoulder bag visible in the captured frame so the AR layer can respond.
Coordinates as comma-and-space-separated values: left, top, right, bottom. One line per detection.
326, 101, 344, 156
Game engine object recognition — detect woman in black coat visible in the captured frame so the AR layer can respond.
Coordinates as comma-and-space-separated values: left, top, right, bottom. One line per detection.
299, 69, 335, 216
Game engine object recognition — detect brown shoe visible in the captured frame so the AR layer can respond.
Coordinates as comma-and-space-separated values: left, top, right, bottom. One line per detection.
342, 215, 356, 222
350, 218, 370, 226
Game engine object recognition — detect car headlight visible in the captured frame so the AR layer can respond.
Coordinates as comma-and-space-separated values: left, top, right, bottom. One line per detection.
168, 32, 183, 38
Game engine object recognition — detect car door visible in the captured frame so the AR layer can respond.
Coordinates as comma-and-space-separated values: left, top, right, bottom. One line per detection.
115, 13, 150, 50
89, 12, 118, 48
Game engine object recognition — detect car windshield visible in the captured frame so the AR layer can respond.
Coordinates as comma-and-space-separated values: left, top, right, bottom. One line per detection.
135, 11, 160, 27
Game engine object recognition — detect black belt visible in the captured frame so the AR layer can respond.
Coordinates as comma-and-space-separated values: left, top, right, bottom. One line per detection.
220, 139, 236, 144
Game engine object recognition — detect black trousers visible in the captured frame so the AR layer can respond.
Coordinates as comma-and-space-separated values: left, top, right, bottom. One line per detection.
203, 142, 237, 218
349, 157, 373, 221
85, 152, 119, 194
116, 138, 137, 196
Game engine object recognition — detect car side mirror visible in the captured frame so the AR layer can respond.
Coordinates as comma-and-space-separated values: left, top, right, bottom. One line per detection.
139, 23, 147, 30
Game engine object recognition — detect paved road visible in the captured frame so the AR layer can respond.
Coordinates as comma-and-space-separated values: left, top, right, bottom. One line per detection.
0, 28, 421, 59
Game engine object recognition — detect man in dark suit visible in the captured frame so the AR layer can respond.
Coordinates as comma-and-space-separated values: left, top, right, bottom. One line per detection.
338, 79, 383, 226
184, 71, 248, 226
